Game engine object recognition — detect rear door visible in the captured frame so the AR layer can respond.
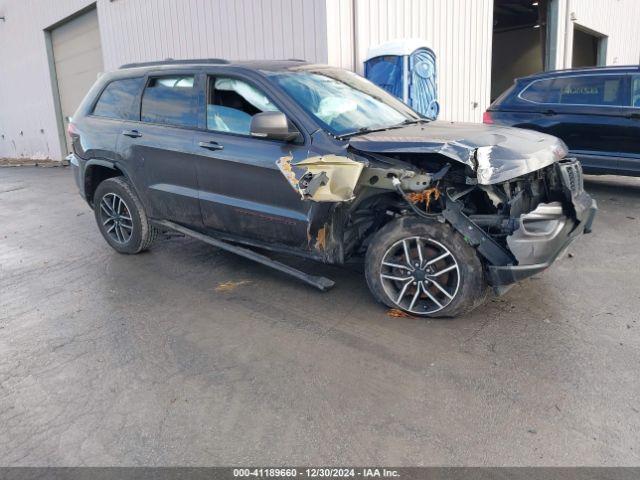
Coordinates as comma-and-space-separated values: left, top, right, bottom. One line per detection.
617, 74, 640, 175
76, 76, 145, 163
516, 74, 626, 172
192, 72, 316, 248
117, 71, 204, 226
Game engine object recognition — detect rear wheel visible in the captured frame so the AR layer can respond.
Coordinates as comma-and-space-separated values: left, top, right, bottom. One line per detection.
365, 217, 488, 318
93, 177, 157, 254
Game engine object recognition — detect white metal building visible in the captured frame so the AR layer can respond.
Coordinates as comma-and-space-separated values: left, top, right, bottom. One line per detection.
0, 0, 639, 162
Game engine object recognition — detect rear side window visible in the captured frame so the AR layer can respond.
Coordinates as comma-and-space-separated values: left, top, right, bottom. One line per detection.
521, 75, 624, 106
92, 77, 145, 120
141, 75, 199, 127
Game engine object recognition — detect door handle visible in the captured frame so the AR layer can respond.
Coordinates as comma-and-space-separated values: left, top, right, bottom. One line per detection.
122, 129, 142, 138
198, 141, 224, 151
626, 112, 640, 119
543, 109, 556, 116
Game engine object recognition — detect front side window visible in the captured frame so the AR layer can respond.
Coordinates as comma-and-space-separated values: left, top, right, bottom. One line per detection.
207, 77, 280, 135
632, 76, 640, 107
92, 77, 145, 120
266, 68, 418, 137
521, 75, 624, 106
141, 75, 199, 127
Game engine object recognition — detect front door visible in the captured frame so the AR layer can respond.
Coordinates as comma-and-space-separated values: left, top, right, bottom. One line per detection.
193, 74, 316, 248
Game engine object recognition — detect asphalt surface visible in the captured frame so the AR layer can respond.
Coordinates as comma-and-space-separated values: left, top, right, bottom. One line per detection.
1, 166, 639, 466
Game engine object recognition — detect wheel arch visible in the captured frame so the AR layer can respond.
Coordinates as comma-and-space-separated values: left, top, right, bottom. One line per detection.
84, 160, 126, 206
343, 190, 407, 258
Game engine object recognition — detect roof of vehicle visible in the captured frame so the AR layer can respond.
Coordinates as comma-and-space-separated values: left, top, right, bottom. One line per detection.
118, 58, 315, 73
517, 65, 640, 82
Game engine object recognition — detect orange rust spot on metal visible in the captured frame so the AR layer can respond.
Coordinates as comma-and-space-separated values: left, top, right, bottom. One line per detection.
406, 187, 441, 211
386, 308, 415, 319
314, 226, 327, 250
276, 155, 300, 191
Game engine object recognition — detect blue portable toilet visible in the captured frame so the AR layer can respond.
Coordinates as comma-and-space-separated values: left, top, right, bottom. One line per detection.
364, 39, 439, 120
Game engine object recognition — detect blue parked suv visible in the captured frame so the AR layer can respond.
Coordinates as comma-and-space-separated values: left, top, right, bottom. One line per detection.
485, 66, 640, 177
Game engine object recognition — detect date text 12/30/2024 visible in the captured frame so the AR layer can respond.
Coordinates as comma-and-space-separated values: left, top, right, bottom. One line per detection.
233, 468, 400, 478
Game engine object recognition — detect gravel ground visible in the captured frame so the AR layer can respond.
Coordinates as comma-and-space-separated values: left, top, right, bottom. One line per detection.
1, 167, 639, 466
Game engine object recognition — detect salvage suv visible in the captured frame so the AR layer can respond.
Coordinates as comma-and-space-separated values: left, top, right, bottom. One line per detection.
69, 59, 596, 317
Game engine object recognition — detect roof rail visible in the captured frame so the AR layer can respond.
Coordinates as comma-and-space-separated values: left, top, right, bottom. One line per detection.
515, 64, 640, 82
119, 58, 230, 69
527, 64, 640, 76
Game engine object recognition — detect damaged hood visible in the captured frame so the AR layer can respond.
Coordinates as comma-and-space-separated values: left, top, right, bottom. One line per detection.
348, 121, 568, 184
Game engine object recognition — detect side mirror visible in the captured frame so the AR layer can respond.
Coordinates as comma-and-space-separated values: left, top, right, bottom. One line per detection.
250, 112, 300, 142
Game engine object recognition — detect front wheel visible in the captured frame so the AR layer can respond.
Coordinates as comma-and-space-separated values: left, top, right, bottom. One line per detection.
364, 217, 488, 318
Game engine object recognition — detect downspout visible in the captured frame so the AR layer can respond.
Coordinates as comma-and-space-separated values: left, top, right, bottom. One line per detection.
563, 0, 572, 68
351, 0, 358, 72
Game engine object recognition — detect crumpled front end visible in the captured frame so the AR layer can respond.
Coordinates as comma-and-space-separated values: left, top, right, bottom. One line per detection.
486, 159, 596, 287
273, 122, 595, 279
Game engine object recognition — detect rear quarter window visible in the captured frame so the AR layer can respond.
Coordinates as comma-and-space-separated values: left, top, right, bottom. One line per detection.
519, 79, 551, 103
92, 77, 145, 120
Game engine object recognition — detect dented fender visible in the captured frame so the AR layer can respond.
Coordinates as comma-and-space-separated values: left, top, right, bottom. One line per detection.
277, 154, 365, 202
276, 153, 432, 203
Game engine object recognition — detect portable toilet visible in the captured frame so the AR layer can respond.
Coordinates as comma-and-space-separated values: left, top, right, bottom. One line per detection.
364, 39, 439, 120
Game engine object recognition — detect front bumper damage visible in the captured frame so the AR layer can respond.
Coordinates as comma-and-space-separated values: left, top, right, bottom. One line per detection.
485, 160, 597, 287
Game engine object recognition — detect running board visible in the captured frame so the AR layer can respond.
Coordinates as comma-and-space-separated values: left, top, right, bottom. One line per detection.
157, 220, 335, 292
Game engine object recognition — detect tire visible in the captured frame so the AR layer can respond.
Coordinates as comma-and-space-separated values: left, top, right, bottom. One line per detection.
93, 177, 158, 254
364, 216, 488, 318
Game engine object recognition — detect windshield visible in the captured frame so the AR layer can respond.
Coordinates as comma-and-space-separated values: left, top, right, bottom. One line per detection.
266, 68, 420, 137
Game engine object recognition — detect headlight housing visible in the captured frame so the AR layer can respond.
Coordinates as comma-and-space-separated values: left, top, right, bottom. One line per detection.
551, 140, 569, 160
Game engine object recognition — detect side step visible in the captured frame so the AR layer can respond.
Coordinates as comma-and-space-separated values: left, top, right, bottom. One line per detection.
157, 220, 335, 292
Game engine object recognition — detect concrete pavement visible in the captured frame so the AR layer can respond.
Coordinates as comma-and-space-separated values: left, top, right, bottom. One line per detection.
1, 167, 639, 466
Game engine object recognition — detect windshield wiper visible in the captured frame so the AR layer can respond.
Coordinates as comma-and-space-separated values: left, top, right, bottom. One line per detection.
397, 118, 428, 126
337, 118, 426, 140
337, 118, 427, 140
337, 126, 386, 140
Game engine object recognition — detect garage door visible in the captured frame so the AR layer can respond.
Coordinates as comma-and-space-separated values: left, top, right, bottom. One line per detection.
51, 8, 104, 153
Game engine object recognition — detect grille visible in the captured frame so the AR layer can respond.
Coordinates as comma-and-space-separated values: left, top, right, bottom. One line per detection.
560, 161, 584, 195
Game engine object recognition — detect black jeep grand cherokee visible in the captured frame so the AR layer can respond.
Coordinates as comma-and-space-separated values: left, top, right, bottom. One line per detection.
70, 59, 596, 318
